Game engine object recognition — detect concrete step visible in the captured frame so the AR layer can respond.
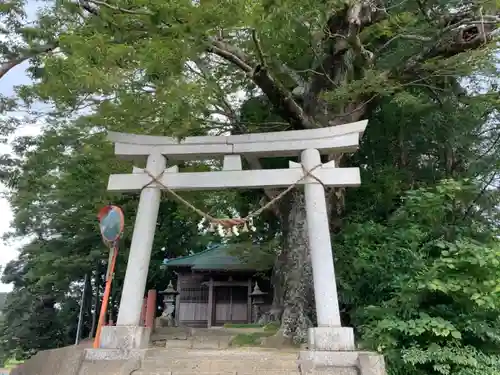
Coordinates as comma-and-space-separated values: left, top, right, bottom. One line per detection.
153, 327, 193, 340
140, 358, 299, 372
78, 359, 140, 375
151, 327, 216, 336
137, 349, 356, 375
153, 327, 262, 338
312, 370, 358, 375
134, 372, 301, 375
190, 328, 246, 337
142, 347, 301, 372
133, 370, 356, 375
160, 336, 233, 349
144, 348, 299, 360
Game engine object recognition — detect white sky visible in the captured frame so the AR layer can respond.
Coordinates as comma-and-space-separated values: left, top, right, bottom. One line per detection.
0, 61, 40, 292
0, 1, 42, 292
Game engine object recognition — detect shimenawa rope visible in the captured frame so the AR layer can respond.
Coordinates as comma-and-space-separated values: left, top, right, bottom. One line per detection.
140, 163, 324, 237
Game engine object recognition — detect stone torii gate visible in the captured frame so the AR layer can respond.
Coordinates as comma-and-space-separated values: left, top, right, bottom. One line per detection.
101, 120, 367, 354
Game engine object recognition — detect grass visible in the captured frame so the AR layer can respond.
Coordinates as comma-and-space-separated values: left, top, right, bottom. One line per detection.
229, 322, 280, 347
223, 323, 264, 328
229, 332, 275, 346
263, 322, 280, 332
223, 322, 280, 330
5, 358, 24, 369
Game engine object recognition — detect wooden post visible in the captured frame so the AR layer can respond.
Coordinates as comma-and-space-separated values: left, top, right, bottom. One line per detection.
247, 278, 252, 323
207, 277, 214, 328
229, 285, 233, 322
175, 291, 181, 326
145, 290, 157, 329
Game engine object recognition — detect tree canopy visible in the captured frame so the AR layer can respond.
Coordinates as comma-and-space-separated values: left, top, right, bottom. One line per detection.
0, 0, 499, 374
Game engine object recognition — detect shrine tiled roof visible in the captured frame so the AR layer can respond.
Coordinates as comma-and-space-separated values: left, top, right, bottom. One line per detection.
164, 244, 258, 271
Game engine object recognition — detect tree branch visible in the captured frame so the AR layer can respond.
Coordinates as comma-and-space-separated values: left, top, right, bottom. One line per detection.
277, 62, 306, 88
207, 39, 316, 129
416, 0, 433, 24
301, 0, 386, 125
0, 43, 57, 80
252, 65, 317, 129
378, 34, 432, 53
251, 29, 266, 66
78, 0, 100, 15
208, 42, 253, 73
84, 0, 152, 15
404, 12, 500, 72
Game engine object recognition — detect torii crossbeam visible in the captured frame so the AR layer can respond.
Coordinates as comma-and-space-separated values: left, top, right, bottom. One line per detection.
101, 120, 367, 352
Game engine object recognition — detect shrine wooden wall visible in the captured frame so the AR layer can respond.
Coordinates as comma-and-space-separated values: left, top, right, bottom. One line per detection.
177, 273, 208, 327
176, 272, 250, 327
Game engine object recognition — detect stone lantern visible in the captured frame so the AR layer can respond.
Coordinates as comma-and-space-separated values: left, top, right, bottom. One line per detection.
159, 280, 179, 327
250, 282, 267, 323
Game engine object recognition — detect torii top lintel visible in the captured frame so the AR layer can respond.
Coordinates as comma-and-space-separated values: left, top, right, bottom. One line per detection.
107, 120, 367, 161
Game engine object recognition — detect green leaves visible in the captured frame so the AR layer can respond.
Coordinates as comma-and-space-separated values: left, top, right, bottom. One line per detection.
338, 180, 500, 375
376, 313, 462, 339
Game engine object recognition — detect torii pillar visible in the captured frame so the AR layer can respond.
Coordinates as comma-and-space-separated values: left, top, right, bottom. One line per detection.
98, 121, 384, 373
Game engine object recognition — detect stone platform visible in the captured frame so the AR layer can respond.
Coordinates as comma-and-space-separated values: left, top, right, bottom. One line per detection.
81, 346, 385, 375
11, 326, 386, 375
11, 343, 386, 375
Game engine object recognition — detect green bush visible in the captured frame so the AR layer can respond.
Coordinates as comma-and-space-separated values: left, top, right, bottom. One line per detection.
337, 180, 500, 375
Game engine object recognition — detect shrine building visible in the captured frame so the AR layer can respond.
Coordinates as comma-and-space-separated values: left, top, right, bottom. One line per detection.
164, 244, 272, 328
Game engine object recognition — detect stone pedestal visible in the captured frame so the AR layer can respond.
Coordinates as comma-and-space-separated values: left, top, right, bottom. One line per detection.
299, 350, 386, 375
303, 327, 386, 374
99, 326, 151, 350
308, 327, 355, 351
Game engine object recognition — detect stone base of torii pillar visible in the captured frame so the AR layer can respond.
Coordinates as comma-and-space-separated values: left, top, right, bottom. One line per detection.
99, 325, 151, 351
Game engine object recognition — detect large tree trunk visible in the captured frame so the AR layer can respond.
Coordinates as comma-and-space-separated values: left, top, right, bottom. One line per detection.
272, 189, 315, 344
